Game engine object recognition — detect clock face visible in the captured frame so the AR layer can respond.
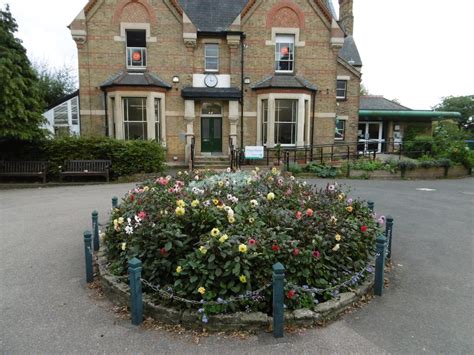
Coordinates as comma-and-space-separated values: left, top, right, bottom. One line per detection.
204, 74, 218, 88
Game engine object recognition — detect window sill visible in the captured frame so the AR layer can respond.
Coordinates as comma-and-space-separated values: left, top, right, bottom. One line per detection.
336, 97, 347, 101
275, 70, 294, 75
204, 70, 219, 73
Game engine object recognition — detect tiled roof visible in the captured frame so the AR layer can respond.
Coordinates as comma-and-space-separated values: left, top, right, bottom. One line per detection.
251, 75, 317, 91
339, 35, 362, 67
100, 71, 172, 89
178, 0, 248, 32
360, 96, 412, 111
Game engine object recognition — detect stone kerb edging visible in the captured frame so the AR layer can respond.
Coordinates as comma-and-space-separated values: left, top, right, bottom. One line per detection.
97, 249, 375, 331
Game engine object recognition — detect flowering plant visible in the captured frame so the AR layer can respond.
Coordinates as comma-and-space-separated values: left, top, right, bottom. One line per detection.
104, 169, 381, 314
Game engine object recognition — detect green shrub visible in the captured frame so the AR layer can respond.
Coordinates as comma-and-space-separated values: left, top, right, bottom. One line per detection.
0, 136, 166, 179
402, 135, 433, 159
287, 163, 302, 175
303, 163, 338, 177
432, 122, 471, 168
348, 159, 398, 173
104, 169, 380, 317
398, 158, 418, 171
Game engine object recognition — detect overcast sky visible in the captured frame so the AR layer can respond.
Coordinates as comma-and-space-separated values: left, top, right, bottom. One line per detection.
1, 0, 473, 110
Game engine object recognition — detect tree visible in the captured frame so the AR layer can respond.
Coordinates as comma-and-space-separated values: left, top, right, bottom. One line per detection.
0, 5, 45, 141
33, 60, 77, 109
360, 83, 369, 96
433, 95, 474, 129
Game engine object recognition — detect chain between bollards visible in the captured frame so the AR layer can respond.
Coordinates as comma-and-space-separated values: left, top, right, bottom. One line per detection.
83, 231, 93, 283
272, 262, 285, 338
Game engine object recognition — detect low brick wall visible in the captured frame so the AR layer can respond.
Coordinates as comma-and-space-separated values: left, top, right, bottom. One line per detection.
96, 251, 374, 331
349, 165, 470, 180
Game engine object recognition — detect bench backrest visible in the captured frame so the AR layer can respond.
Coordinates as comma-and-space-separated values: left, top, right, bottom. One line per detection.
0, 161, 47, 173
64, 160, 111, 172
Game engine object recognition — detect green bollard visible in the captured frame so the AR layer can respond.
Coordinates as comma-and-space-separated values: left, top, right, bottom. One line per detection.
128, 257, 143, 326
367, 200, 375, 212
385, 216, 394, 259
272, 262, 285, 338
112, 196, 118, 208
374, 235, 387, 296
92, 211, 99, 251
83, 231, 93, 283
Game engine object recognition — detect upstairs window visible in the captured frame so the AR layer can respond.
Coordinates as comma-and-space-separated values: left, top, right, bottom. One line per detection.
126, 30, 147, 69
205, 44, 219, 72
275, 35, 294, 73
336, 80, 347, 100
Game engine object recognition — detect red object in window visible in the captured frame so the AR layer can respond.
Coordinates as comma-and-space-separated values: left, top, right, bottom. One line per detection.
132, 51, 141, 61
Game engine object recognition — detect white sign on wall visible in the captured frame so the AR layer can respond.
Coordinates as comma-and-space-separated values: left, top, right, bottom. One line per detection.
245, 146, 264, 160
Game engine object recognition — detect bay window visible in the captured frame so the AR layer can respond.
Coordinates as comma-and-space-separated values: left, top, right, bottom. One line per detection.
274, 99, 297, 145
123, 97, 147, 140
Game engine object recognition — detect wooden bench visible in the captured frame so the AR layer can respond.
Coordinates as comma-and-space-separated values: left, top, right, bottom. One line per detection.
59, 160, 111, 182
0, 161, 48, 183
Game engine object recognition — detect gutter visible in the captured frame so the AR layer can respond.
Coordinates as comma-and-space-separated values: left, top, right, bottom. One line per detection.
358, 110, 462, 119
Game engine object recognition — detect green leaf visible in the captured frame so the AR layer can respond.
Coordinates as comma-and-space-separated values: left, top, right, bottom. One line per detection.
190, 276, 198, 283
165, 241, 172, 251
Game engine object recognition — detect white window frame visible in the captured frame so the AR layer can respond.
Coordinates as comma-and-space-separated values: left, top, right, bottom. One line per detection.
126, 29, 147, 69
204, 44, 219, 72
257, 93, 310, 148
107, 91, 166, 146
336, 80, 347, 100
123, 97, 148, 140
275, 34, 295, 73
274, 99, 298, 145
335, 117, 347, 141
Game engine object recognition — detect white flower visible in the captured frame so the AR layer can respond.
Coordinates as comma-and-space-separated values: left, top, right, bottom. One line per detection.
227, 194, 233, 200
227, 167, 231, 173
127, 218, 132, 224
332, 243, 340, 251
134, 215, 141, 224
194, 175, 199, 181
250, 199, 259, 207
125, 225, 134, 235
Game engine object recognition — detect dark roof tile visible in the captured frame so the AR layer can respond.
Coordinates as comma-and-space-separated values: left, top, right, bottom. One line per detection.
100, 71, 171, 89
360, 96, 412, 111
339, 35, 362, 66
251, 75, 317, 91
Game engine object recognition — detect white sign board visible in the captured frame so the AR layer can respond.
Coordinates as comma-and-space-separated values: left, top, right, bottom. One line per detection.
245, 146, 264, 160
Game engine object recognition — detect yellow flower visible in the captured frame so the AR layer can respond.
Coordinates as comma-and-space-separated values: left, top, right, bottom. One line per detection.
210, 228, 220, 237
198, 287, 206, 295
176, 199, 186, 208
199, 246, 208, 254
143, 186, 150, 192
218, 181, 224, 187
120, 242, 126, 251
332, 243, 340, 252
335, 234, 342, 242
248, 217, 255, 223
267, 192, 275, 201
217, 204, 225, 210
239, 244, 248, 253
271, 167, 279, 175
330, 216, 337, 224
113, 219, 118, 226
255, 167, 260, 172
176, 266, 182, 273
191, 199, 200, 207
239, 275, 247, 283
175, 206, 185, 216
213, 198, 219, 206
346, 206, 353, 213
338, 193, 345, 201
228, 215, 236, 224
118, 217, 124, 224
219, 234, 229, 243
267, 176, 274, 182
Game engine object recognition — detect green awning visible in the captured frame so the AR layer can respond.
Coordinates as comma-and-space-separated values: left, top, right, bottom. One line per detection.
358, 110, 461, 120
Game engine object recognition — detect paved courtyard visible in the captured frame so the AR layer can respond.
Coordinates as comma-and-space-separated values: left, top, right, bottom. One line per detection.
1, 177, 473, 354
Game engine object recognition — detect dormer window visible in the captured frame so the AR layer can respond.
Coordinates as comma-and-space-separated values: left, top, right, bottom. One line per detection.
205, 44, 219, 72
275, 35, 294, 73
126, 30, 146, 69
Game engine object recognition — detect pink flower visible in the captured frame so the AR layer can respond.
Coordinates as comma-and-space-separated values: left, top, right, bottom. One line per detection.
156, 177, 169, 186
287, 290, 296, 299
306, 208, 314, 217
272, 244, 280, 252
138, 211, 147, 220
293, 248, 300, 256
361, 225, 368, 233
295, 211, 302, 219
312, 250, 321, 258
248, 239, 257, 246
285, 188, 292, 196
347, 198, 353, 205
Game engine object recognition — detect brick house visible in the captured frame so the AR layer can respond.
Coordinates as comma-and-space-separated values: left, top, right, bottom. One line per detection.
69, 0, 362, 164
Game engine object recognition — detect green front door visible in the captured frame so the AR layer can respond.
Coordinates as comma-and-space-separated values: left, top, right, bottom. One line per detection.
201, 117, 222, 152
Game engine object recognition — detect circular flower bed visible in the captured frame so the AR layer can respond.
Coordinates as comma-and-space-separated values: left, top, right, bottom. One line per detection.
103, 168, 382, 320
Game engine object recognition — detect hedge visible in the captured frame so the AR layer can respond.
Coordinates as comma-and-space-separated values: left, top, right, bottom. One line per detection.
0, 136, 166, 179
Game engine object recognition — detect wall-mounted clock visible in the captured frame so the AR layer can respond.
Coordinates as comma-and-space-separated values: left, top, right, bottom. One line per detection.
204, 74, 218, 88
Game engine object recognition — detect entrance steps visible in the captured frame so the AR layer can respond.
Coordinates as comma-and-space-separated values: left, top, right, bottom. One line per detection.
194, 155, 230, 170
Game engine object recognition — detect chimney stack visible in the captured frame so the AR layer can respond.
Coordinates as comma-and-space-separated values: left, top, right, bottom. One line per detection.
338, 0, 354, 36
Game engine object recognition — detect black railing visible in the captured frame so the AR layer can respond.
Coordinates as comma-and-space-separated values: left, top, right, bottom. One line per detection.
187, 135, 195, 172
